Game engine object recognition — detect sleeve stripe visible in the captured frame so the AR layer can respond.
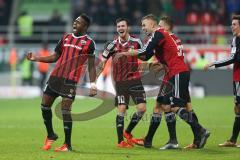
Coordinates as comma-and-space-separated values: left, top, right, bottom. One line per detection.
213, 52, 235, 65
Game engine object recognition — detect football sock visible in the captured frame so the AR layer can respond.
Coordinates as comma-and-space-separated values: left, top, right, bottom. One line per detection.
145, 112, 162, 142
41, 104, 54, 138
125, 111, 144, 134
116, 113, 125, 144
230, 115, 240, 143
62, 108, 72, 147
177, 108, 202, 143
189, 110, 203, 141
165, 112, 177, 142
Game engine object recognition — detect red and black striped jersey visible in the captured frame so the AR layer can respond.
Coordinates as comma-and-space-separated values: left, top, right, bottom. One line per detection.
163, 33, 186, 81
102, 35, 142, 82
137, 28, 189, 79
51, 33, 95, 82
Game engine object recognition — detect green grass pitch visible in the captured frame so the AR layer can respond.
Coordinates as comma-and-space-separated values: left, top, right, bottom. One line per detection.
0, 96, 240, 160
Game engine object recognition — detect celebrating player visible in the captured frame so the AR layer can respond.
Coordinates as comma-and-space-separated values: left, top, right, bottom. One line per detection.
117, 14, 210, 149
204, 15, 240, 147
96, 18, 148, 148
26, 14, 97, 151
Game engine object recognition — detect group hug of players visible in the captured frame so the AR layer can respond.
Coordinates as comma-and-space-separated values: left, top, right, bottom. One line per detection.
26, 13, 240, 151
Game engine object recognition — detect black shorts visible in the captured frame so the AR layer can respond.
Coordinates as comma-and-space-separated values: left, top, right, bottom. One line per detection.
115, 80, 146, 107
43, 76, 77, 100
157, 71, 191, 107
233, 81, 240, 105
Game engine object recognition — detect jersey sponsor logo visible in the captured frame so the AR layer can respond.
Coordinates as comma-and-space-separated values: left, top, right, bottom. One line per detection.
102, 50, 109, 58
81, 40, 87, 45
64, 44, 82, 50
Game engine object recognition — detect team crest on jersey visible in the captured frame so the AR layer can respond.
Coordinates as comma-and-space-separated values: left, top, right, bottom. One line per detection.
81, 40, 87, 45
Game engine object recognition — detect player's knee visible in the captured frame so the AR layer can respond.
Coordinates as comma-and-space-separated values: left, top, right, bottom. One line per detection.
137, 103, 146, 112
61, 107, 71, 114
161, 104, 171, 112
153, 104, 163, 113
234, 105, 240, 114
137, 107, 146, 115
118, 105, 127, 113
235, 96, 240, 105
186, 103, 192, 111
136, 110, 145, 117
165, 112, 176, 123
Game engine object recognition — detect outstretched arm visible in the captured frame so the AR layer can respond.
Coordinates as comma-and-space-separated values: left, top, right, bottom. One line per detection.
204, 52, 235, 70
117, 31, 164, 61
26, 52, 60, 63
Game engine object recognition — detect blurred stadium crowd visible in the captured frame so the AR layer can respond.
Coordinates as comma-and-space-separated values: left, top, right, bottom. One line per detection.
0, 0, 240, 89
72, 0, 240, 25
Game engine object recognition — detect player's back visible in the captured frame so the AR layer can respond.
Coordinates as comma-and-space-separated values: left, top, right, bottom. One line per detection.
154, 28, 188, 78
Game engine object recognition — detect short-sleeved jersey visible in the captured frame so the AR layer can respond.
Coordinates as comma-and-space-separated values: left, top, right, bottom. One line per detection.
103, 35, 142, 82
213, 36, 240, 81
138, 28, 189, 79
51, 33, 95, 82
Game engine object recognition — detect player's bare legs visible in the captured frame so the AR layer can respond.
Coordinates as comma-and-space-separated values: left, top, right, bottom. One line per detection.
41, 94, 58, 150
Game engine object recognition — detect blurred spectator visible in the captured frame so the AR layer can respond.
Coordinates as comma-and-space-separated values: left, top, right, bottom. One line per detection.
200, 11, 214, 25
104, 0, 117, 25
195, 54, 208, 70
211, 24, 227, 44
17, 10, 33, 37
38, 42, 50, 89
118, 0, 130, 19
225, 0, 240, 16
9, 47, 17, 71
172, 0, 186, 25
186, 10, 198, 25
161, 0, 173, 16
0, 0, 6, 22
71, 0, 239, 26
19, 54, 34, 86
48, 9, 64, 26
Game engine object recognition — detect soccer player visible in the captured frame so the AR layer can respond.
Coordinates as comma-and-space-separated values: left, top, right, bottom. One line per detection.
157, 16, 180, 149
117, 14, 210, 149
204, 15, 240, 147
96, 18, 147, 148
26, 14, 97, 151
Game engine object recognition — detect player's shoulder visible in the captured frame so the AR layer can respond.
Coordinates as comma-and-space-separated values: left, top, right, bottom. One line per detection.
170, 33, 181, 42
86, 35, 94, 42
62, 33, 71, 39
86, 35, 96, 46
129, 35, 142, 44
